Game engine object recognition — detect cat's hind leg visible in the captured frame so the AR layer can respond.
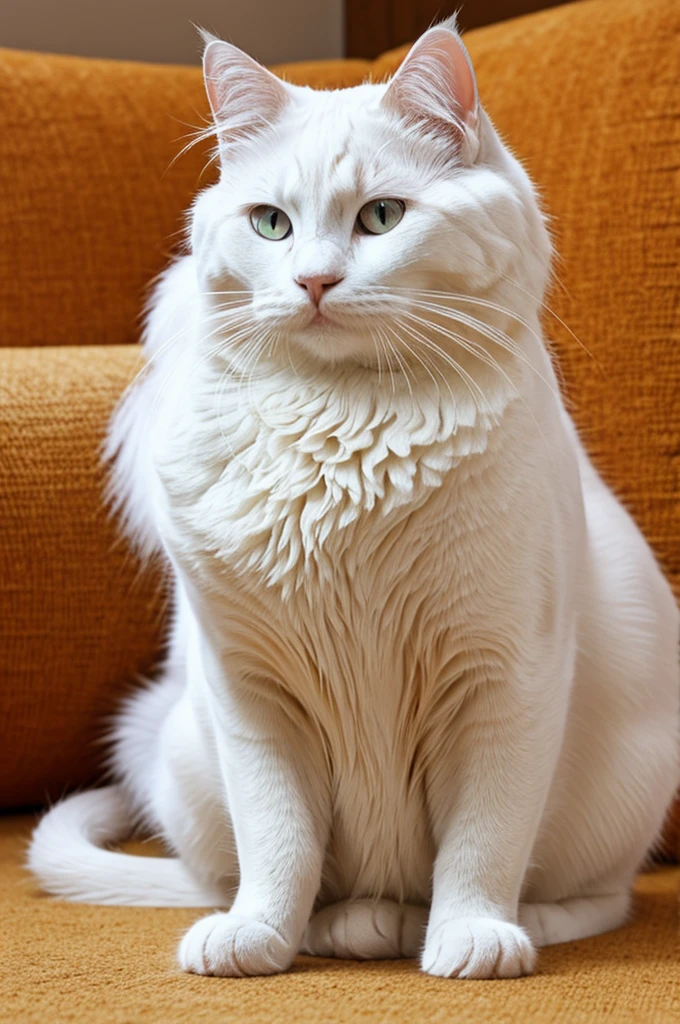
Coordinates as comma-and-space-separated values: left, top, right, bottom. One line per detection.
134, 685, 238, 896
518, 889, 631, 946
301, 899, 428, 959
28, 673, 234, 907
112, 583, 239, 897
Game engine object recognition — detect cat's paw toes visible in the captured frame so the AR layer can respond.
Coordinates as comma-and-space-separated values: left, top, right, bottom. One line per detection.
421, 917, 535, 979
178, 912, 294, 977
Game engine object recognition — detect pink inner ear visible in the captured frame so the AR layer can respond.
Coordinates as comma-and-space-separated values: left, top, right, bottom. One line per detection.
383, 26, 479, 134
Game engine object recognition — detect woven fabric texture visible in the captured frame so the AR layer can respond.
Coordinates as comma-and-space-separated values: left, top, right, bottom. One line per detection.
0, 346, 166, 805
0, 0, 678, 859
2, 816, 678, 1024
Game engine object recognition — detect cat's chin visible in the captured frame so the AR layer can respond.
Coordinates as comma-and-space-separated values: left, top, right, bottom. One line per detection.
286, 323, 379, 369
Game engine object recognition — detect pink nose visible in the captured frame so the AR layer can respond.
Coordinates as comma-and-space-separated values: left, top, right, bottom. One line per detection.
295, 273, 343, 307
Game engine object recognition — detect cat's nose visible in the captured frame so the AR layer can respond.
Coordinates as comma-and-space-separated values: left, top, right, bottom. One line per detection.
295, 273, 344, 307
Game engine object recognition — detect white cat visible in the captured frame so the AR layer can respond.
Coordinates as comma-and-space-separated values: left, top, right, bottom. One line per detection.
28, 19, 679, 980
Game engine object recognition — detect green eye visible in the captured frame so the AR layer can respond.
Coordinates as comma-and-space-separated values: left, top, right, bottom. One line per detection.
250, 205, 292, 240
357, 198, 405, 235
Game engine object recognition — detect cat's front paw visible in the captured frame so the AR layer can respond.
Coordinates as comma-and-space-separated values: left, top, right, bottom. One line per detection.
421, 917, 535, 979
178, 911, 295, 977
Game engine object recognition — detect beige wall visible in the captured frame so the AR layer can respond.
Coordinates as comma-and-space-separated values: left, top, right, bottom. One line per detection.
1, 0, 344, 65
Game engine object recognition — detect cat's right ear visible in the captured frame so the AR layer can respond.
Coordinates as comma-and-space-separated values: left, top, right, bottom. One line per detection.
201, 33, 289, 157
381, 20, 480, 164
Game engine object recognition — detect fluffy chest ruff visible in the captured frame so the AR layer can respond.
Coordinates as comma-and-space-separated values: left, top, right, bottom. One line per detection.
155, 360, 525, 901
156, 360, 517, 592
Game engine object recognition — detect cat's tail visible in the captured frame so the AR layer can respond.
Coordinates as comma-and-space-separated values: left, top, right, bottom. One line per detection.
27, 785, 221, 907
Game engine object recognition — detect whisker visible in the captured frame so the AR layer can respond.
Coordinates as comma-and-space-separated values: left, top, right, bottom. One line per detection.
403, 299, 560, 401
389, 333, 416, 396
390, 317, 458, 410
377, 328, 396, 393
369, 328, 384, 387
286, 338, 301, 380
385, 322, 441, 393
403, 309, 517, 395
163, 119, 219, 180
374, 279, 600, 369
376, 323, 405, 395
378, 285, 544, 345
401, 310, 550, 446
394, 313, 488, 416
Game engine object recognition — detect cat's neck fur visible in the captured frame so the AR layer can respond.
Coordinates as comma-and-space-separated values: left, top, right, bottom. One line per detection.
155, 300, 528, 594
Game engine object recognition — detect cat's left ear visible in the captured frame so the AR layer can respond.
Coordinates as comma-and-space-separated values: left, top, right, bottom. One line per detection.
201, 32, 290, 158
382, 18, 480, 163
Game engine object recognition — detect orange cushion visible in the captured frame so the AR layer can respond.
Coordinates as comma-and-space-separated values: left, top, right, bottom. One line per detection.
0, 346, 164, 805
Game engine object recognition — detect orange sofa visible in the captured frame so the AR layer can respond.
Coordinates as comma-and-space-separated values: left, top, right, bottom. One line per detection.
1, 0, 678, 1020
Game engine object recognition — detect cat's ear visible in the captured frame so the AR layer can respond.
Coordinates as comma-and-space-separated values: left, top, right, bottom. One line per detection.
381, 17, 479, 162
201, 32, 289, 157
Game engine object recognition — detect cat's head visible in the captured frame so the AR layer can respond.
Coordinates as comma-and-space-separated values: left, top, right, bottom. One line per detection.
191, 18, 551, 371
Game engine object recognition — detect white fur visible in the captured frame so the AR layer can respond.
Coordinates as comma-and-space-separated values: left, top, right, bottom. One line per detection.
29, 18, 679, 981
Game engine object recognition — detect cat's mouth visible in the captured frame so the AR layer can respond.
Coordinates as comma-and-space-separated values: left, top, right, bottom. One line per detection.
308, 309, 336, 329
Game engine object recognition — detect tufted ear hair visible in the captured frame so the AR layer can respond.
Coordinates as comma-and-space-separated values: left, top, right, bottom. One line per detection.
381, 16, 480, 163
201, 32, 290, 158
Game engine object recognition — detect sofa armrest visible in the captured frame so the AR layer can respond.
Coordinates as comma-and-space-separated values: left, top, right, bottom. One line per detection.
0, 345, 164, 806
